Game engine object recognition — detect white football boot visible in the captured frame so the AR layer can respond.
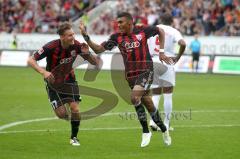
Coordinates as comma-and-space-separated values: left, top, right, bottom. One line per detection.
70, 137, 80, 146
141, 132, 152, 147
162, 130, 171, 146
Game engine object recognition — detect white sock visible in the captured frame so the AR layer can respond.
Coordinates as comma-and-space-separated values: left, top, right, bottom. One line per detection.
149, 95, 161, 125
152, 95, 161, 110
163, 93, 173, 129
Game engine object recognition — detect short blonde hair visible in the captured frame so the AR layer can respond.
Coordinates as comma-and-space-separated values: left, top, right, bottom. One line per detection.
57, 22, 72, 35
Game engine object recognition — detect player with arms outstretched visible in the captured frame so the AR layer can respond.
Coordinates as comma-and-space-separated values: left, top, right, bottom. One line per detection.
79, 12, 172, 147
27, 22, 100, 146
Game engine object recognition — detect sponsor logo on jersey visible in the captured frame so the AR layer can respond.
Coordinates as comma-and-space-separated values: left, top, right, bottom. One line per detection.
60, 57, 73, 64
123, 41, 140, 49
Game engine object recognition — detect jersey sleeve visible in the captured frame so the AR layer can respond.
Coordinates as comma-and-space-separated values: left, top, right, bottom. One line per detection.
71, 40, 89, 61
32, 46, 50, 61
174, 29, 184, 42
74, 40, 87, 55
101, 34, 118, 50
147, 36, 159, 56
143, 26, 160, 39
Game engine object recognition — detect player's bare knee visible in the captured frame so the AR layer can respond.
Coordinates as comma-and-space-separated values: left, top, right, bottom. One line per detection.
163, 87, 173, 93
131, 95, 141, 106
55, 111, 69, 120
152, 88, 162, 95
69, 102, 79, 112
70, 106, 79, 113
54, 106, 69, 120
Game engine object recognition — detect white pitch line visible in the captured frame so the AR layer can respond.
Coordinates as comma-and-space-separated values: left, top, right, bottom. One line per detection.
0, 109, 240, 131
175, 124, 240, 128
0, 127, 140, 134
185, 110, 240, 113
102, 109, 240, 115
1, 124, 240, 134
0, 117, 57, 131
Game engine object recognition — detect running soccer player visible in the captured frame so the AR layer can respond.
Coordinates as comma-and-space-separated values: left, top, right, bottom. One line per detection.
27, 22, 100, 146
148, 13, 186, 131
79, 12, 172, 147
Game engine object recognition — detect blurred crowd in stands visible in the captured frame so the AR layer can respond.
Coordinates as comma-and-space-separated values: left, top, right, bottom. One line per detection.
1, 0, 239, 36
0, 0, 104, 33
91, 0, 240, 36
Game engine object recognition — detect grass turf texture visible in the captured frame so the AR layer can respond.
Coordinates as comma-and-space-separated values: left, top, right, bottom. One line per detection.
0, 67, 240, 159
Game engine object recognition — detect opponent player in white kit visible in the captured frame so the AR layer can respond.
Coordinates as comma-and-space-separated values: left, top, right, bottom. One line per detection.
148, 13, 186, 131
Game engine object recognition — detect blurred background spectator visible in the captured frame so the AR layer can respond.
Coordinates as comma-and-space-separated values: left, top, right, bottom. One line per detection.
0, 0, 239, 36
90, 0, 240, 36
0, 0, 104, 33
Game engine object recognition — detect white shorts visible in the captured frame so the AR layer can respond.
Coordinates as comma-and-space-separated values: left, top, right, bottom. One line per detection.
151, 56, 176, 88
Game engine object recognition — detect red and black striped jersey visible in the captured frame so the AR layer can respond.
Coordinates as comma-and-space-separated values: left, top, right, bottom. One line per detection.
33, 39, 87, 82
101, 26, 160, 78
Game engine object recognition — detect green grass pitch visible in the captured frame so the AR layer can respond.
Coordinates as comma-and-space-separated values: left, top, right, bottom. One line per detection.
0, 67, 240, 159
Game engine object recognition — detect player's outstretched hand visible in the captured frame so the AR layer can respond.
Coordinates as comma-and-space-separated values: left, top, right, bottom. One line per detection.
79, 21, 87, 36
159, 53, 174, 65
81, 42, 90, 54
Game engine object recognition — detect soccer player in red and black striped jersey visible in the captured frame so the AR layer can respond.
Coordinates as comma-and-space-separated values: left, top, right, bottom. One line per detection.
79, 12, 172, 147
27, 22, 100, 146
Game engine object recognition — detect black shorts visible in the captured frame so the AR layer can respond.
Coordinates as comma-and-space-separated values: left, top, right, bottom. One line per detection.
192, 52, 200, 61
126, 71, 153, 90
45, 81, 81, 109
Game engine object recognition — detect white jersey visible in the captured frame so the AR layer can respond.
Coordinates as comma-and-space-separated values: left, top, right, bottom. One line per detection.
148, 24, 183, 57
149, 24, 183, 87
